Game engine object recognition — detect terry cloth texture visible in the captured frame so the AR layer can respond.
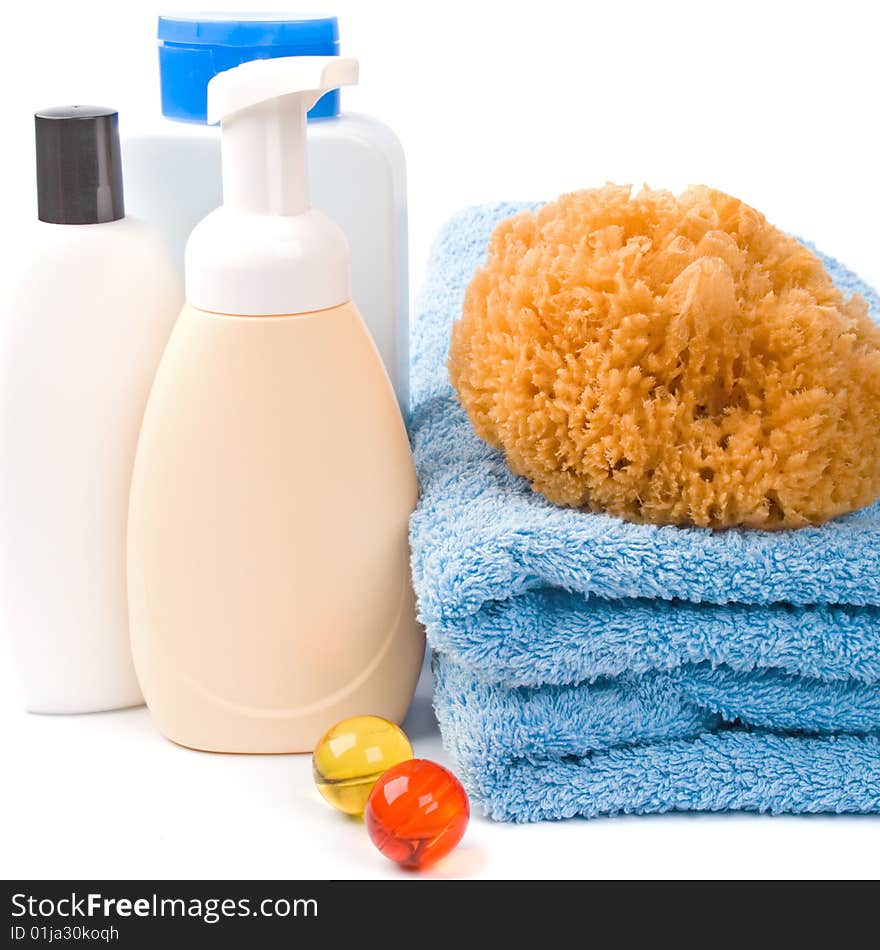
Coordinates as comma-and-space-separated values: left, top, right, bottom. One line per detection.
410, 201, 880, 821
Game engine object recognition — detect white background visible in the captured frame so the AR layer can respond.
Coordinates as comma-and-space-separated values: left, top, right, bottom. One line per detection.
1, 0, 879, 880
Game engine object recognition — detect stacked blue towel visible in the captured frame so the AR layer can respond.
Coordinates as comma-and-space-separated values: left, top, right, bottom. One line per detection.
410, 202, 880, 821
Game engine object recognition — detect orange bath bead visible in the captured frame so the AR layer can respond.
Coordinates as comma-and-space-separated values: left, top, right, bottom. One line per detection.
364, 759, 470, 869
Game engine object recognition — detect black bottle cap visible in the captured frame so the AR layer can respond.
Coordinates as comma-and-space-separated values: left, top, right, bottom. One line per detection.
34, 106, 125, 225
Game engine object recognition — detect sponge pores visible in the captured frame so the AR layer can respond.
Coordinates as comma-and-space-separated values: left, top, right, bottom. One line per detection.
448, 185, 880, 529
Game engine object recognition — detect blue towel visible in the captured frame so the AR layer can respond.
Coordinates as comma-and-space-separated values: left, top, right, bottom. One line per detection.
410, 202, 880, 821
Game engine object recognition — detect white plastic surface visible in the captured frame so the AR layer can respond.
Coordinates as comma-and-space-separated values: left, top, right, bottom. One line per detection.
0, 217, 183, 713
124, 114, 409, 414
185, 207, 350, 316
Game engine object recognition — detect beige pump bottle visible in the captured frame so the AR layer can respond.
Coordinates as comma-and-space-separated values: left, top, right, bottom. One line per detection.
127, 57, 424, 753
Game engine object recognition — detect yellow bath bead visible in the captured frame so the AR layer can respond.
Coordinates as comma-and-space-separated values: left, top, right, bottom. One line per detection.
312, 715, 414, 816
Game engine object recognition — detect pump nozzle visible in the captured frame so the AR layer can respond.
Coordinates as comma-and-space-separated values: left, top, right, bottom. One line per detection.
206, 57, 358, 218
208, 57, 358, 125
185, 56, 360, 316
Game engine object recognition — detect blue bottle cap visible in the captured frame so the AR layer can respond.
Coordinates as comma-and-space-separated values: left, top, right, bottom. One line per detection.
157, 13, 340, 124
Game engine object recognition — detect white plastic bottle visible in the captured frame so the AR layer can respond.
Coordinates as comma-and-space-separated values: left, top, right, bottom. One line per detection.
127, 57, 424, 754
123, 13, 410, 416
0, 106, 182, 713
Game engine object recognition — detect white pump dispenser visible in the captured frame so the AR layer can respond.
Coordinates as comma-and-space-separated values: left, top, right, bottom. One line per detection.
187, 57, 357, 315
127, 57, 424, 754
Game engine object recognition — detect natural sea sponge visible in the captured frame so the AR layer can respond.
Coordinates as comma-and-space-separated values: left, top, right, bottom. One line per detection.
448, 185, 880, 529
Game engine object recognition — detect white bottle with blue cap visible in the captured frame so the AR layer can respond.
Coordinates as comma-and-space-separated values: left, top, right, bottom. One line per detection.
127, 56, 424, 754
123, 13, 410, 416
